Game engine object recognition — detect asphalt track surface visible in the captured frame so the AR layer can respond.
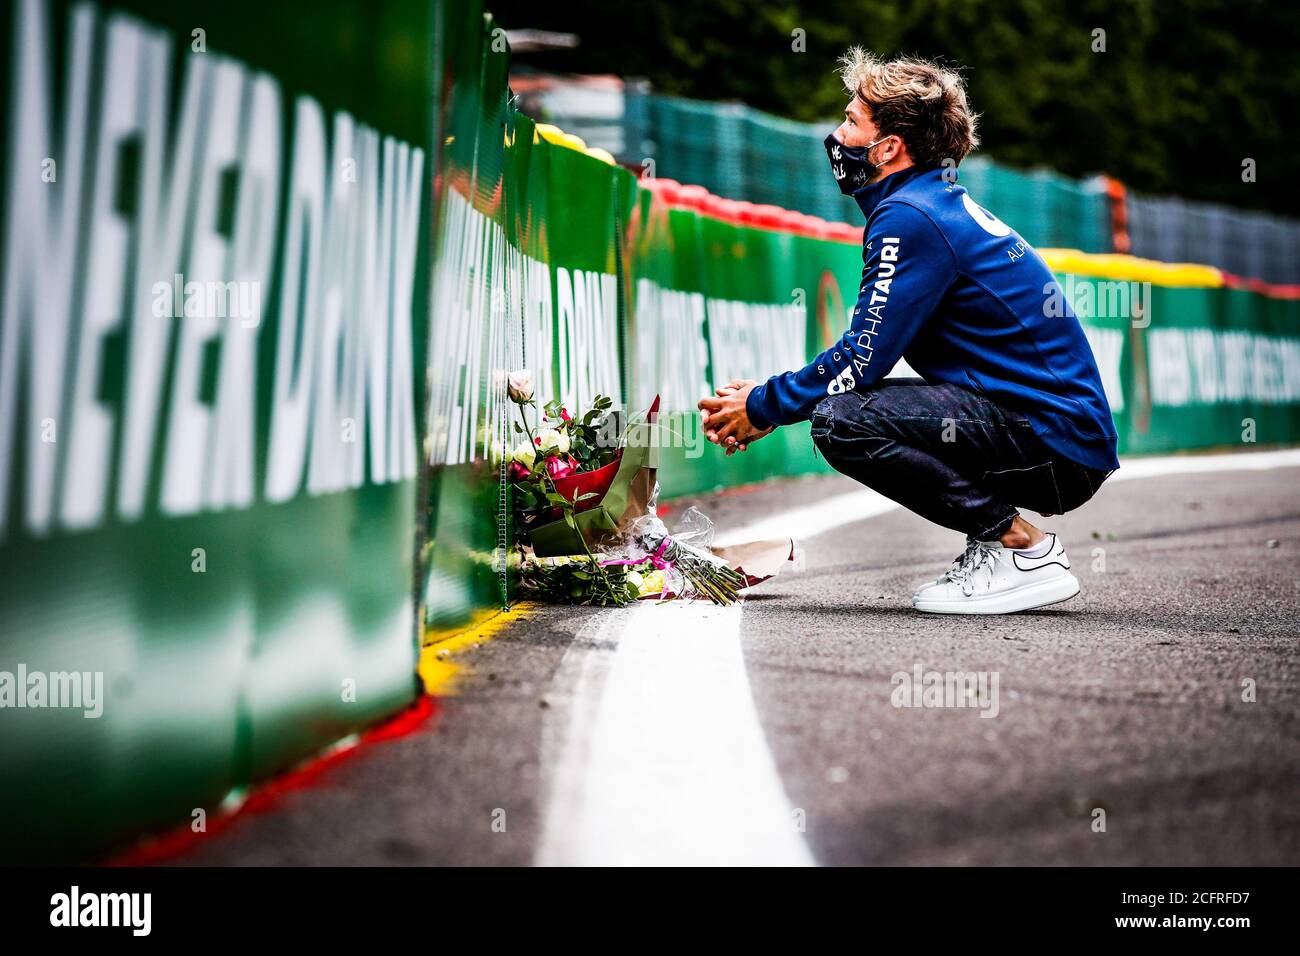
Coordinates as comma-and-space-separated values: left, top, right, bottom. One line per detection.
171, 452, 1300, 866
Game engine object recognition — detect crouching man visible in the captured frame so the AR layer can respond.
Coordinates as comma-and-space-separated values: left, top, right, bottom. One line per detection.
698, 49, 1118, 614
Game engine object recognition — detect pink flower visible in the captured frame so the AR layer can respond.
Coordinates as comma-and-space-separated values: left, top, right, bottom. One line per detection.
508, 460, 533, 483
544, 455, 578, 480
560, 407, 572, 422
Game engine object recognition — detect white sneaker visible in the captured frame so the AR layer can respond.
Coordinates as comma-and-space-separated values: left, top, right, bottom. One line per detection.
912, 533, 1080, 614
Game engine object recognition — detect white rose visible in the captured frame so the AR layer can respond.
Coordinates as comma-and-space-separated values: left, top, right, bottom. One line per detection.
512, 442, 536, 467
555, 431, 571, 454
537, 428, 562, 454
507, 369, 534, 403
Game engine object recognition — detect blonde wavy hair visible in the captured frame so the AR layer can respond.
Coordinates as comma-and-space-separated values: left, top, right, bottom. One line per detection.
839, 47, 980, 168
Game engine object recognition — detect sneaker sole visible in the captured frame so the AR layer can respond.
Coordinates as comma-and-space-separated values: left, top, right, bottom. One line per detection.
912, 573, 1081, 615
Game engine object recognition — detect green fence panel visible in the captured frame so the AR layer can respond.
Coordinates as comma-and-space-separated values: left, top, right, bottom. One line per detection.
0, 0, 433, 862
1050, 276, 1300, 457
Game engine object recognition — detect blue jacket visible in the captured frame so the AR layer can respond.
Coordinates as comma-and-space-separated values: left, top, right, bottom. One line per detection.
747, 166, 1121, 472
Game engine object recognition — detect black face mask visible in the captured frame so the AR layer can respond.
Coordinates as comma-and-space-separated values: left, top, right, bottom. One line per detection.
824, 132, 892, 195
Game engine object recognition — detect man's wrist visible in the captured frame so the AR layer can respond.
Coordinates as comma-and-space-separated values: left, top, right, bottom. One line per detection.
745, 384, 775, 432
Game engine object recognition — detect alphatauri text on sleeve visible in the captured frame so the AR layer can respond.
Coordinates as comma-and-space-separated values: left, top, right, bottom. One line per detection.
747, 196, 955, 429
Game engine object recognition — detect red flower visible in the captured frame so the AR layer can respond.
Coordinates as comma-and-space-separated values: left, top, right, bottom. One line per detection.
508, 460, 533, 483
560, 407, 572, 422
544, 455, 578, 480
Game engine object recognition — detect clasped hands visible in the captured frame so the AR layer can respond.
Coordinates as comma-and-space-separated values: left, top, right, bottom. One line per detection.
697, 379, 774, 456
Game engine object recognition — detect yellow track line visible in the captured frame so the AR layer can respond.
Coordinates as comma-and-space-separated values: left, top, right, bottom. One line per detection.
419, 603, 538, 696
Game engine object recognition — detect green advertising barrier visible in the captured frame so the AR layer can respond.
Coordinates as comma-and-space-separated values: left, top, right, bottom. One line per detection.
0, 0, 432, 862
1073, 282, 1300, 455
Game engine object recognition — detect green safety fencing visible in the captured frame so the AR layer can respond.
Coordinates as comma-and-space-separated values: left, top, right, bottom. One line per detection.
1127, 190, 1300, 286
559, 85, 1300, 280
586, 88, 1115, 254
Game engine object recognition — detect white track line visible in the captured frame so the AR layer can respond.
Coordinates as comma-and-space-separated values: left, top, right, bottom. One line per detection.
536, 601, 814, 866
1106, 447, 1300, 482
715, 489, 898, 546
534, 445, 1299, 866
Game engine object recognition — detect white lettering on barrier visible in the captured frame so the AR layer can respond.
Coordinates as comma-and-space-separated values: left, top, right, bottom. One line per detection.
1148, 328, 1300, 407
426, 191, 622, 466
633, 279, 708, 412
704, 297, 804, 392
1082, 327, 1125, 413
557, 267, 620, 414
0, 0, 423, 540
160, 55, 243, 516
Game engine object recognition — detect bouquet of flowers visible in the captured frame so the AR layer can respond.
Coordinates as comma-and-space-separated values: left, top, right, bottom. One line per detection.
501, 371, 795, 606
504, 369, 621, 536
505, 371, 753, 606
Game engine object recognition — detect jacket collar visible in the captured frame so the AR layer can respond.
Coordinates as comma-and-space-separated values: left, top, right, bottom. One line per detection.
851, 164, 931, 220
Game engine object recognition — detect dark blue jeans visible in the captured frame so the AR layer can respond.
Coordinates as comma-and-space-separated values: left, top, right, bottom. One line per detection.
809, 379, 1112, 541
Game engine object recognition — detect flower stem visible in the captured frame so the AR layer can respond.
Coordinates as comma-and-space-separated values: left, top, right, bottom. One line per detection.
518, 402, 539, 456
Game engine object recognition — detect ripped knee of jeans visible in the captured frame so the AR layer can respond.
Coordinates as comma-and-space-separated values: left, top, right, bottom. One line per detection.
809, 396, 836, 438
810, 395, 855, 462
